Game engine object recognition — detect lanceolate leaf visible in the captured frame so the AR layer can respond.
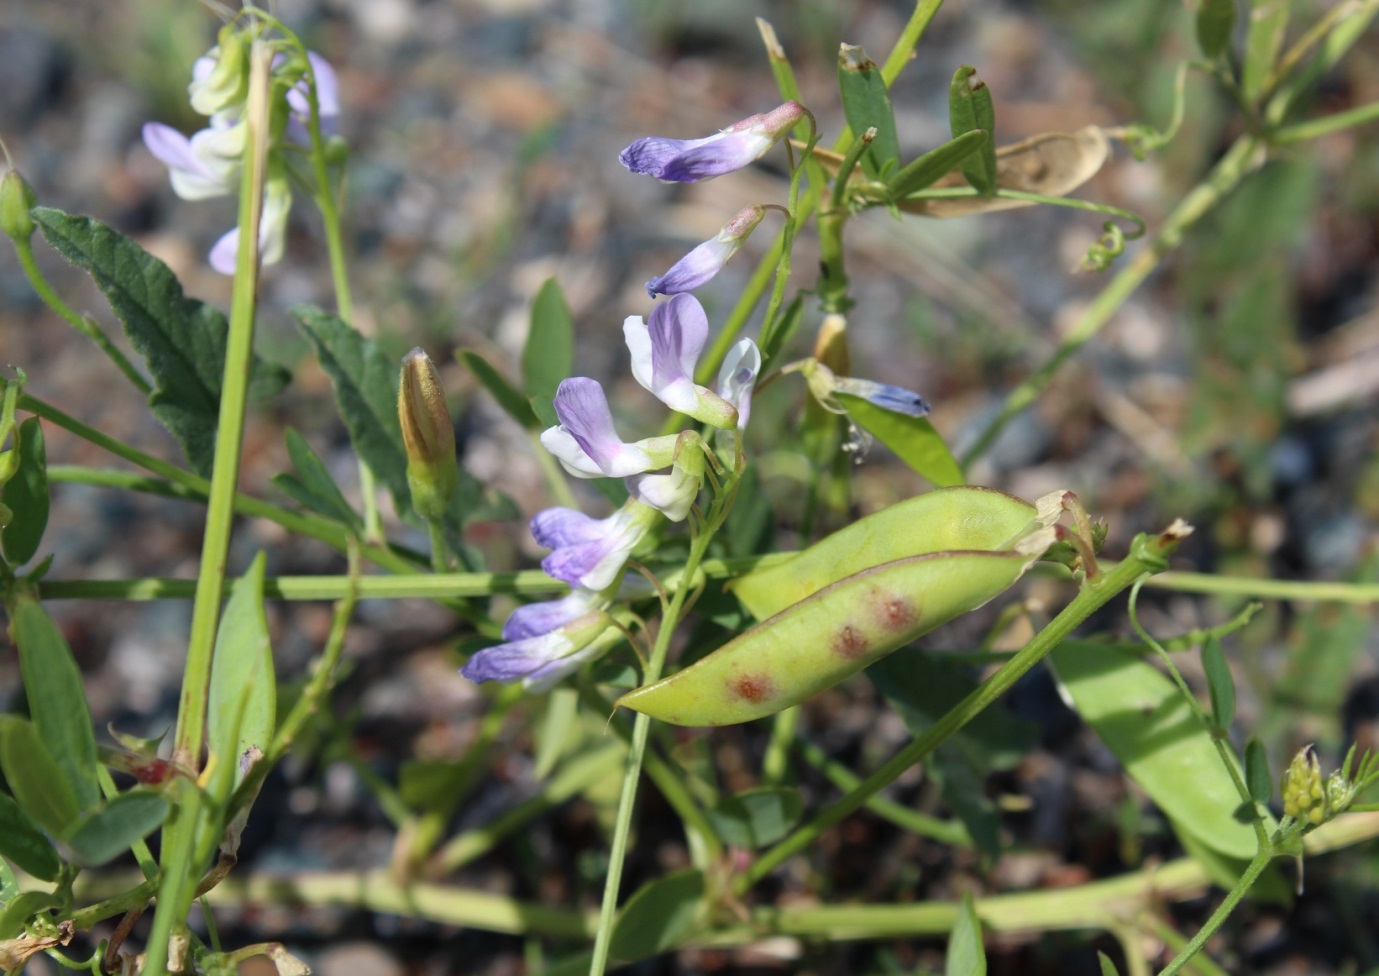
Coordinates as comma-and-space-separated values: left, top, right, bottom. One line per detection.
30, 207, 289, 476
294, 305, 411, 512
458, 349, 539, 429
523, 278, 574, 401
10, 595, 100, 812
948, 66, 998, 196
0, 716, 79, 836
945, 892, 987, 976
0, 790, 60, 881
1, 417, 49, 566
837, 44, 901, 179
609, 869, 705, 963
888, 129, 990, 200
61, 789, 170, 867
834, 392, 964, 488
272, 428, 361, 529
208, 552, 276, 790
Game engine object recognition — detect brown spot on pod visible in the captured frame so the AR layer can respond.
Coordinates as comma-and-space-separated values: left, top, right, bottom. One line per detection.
730, 672, 774, 704
832, 624, 870, 659
879, 595, 919, 632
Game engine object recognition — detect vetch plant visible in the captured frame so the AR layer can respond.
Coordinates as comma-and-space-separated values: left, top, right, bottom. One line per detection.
1, 3, 1378, 975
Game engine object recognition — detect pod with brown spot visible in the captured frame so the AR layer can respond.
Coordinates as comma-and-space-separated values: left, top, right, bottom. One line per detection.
728, 485, 1054, 621
617, 535, 1054, 727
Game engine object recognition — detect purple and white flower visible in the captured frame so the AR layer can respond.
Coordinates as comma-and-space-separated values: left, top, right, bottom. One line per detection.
532, 503, 659, 591
502, 588, 604, 641
624, 295, 738, 429
619, 101, 805, 183
285, 51, 341, 143
646, 205, 766, 297
539, 377, 678, 478
462, 609, 616, 691
142, 118, 244, 201
832, 376, 930, 417
625, 434, 705, 522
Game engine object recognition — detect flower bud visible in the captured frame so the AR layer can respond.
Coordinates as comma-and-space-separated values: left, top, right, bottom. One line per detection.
189, 30, 250, 118
1282, 747, 1326, 825
0, 167, 37, 243
398, 348, 457, 520
645, 204, 767, 297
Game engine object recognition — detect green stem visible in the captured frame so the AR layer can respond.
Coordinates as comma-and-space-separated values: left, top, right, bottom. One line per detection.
586, 508, 727, 976
1274, 99, 1379, 143
737, 524, 1190, 893
1156, 845, 1274, 976
960, 134, 1264, 469
10, 237, 151, 396
28, 408, 423, 575
762, 706, 800, 786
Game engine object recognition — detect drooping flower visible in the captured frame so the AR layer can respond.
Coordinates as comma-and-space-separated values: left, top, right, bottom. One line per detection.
461, 609, 617, 691
142, 119, 245, 201
624, 295, 737, 429
831, 377, 931, 417
646, 205, 767, 297
539, 377, 678, 478
619, 101, 805, 183
503, 588, 604, 641
285, 51, 341, 143
531, 502, 660, 590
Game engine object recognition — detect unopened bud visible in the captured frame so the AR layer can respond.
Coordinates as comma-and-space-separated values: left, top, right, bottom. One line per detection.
189, 30, 250, 117
1282, 747, 1327, 825
398, 348, 457, 520
0, 168, 37, 242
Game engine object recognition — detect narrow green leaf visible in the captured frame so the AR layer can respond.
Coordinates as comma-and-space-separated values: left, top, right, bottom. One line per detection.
948, 66, 998, 196
706, 787, 803, 848
60, 789, 170, 867
888, 129, 990, 200
459, 349, 539, 429
834, 392, 965, 487
1050, 641, 1269, 860
523, 278, 574, 401
1197, 0, 1237, 59
1245, 737, 1273, 805
0, 790, 60, 881
30, 207, 289, 475
1, 417, 49, 565
1242, 0, 1290, 101
1097, 951, 1122, 976
11, 596, 100, 811
945, 892, 987, 976
272, 428, 361, 529
609, 869, 705, 963
293, 305, 411, 512
533, 686, 580, 780
0, 717, 79, 835
208, 552, 276, 791
837, 44, 901, 179
760, 293, 805, 363
0, 857, 17, 904
1201, 637, 1236, 732
0, 891, 61, 940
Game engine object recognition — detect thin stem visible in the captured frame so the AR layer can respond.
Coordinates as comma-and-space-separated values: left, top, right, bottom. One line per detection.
1274, 99, 1379, 144
11, 238, 151, 395
960, 134, 1264, 469
737, 525, 1190, 893
762, 705, 800, 786
1156, 846, 1274, 976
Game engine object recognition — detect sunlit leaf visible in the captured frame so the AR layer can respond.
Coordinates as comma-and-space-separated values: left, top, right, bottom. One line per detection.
837, 44, 901, 178
609, 869, 705, 963
835, 392, 964, 488
523, 278, 574, 401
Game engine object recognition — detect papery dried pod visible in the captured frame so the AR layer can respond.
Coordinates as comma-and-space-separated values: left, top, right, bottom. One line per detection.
617, 528, 1057, 727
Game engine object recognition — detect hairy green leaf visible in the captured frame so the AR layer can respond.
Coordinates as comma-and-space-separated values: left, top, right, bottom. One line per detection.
31, 207, 289, 475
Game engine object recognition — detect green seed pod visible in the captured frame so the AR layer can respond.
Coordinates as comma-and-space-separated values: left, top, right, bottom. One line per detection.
617, 531, 1055, 727
729, 486, 1052, 620
0, 167, 37, 243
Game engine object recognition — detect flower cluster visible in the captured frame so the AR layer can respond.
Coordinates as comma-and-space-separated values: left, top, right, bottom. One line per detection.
461, 104, 804, 689
142, 29, 339, 274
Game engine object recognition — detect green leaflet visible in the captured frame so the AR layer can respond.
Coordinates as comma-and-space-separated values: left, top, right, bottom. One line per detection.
705, 786, 803, 848
730, 486, 1043, 620
1049, 641, 1270, 860
837, 44, 901, 179
272, 428, 362, 529
887, 129, 991, 200
1197, 0, 1237, 59
948, 66, 997, 196
30, 207, 289, 476
458, 349, 540, 429
835, 392, 964, 489
945, 892, 987, 976
0, 716, 80, 836
60, 789, 170, 867
0, 789, 60, 881
609, 869, 705, 963
208, 552, 276, 793
1, 417, 49, 565
523, 277, 575, 401
11, 595, 100, 812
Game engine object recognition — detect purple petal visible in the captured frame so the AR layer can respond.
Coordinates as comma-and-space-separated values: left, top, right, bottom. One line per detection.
659, 132, 772, 182
835, 378, 930, 418
717, 340, 762, 430
208, 228, 239, 275
551, 378, 654, 477
619, 134, 720, 179
626, 294, 705, 414
520, 635, 613, 692
625, 467, 698, 522
503, 590, 600, 641
530, 507, 606, 549
461, 631, 572, 683
287, 51, 341, 143
646, 238, 735, 297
